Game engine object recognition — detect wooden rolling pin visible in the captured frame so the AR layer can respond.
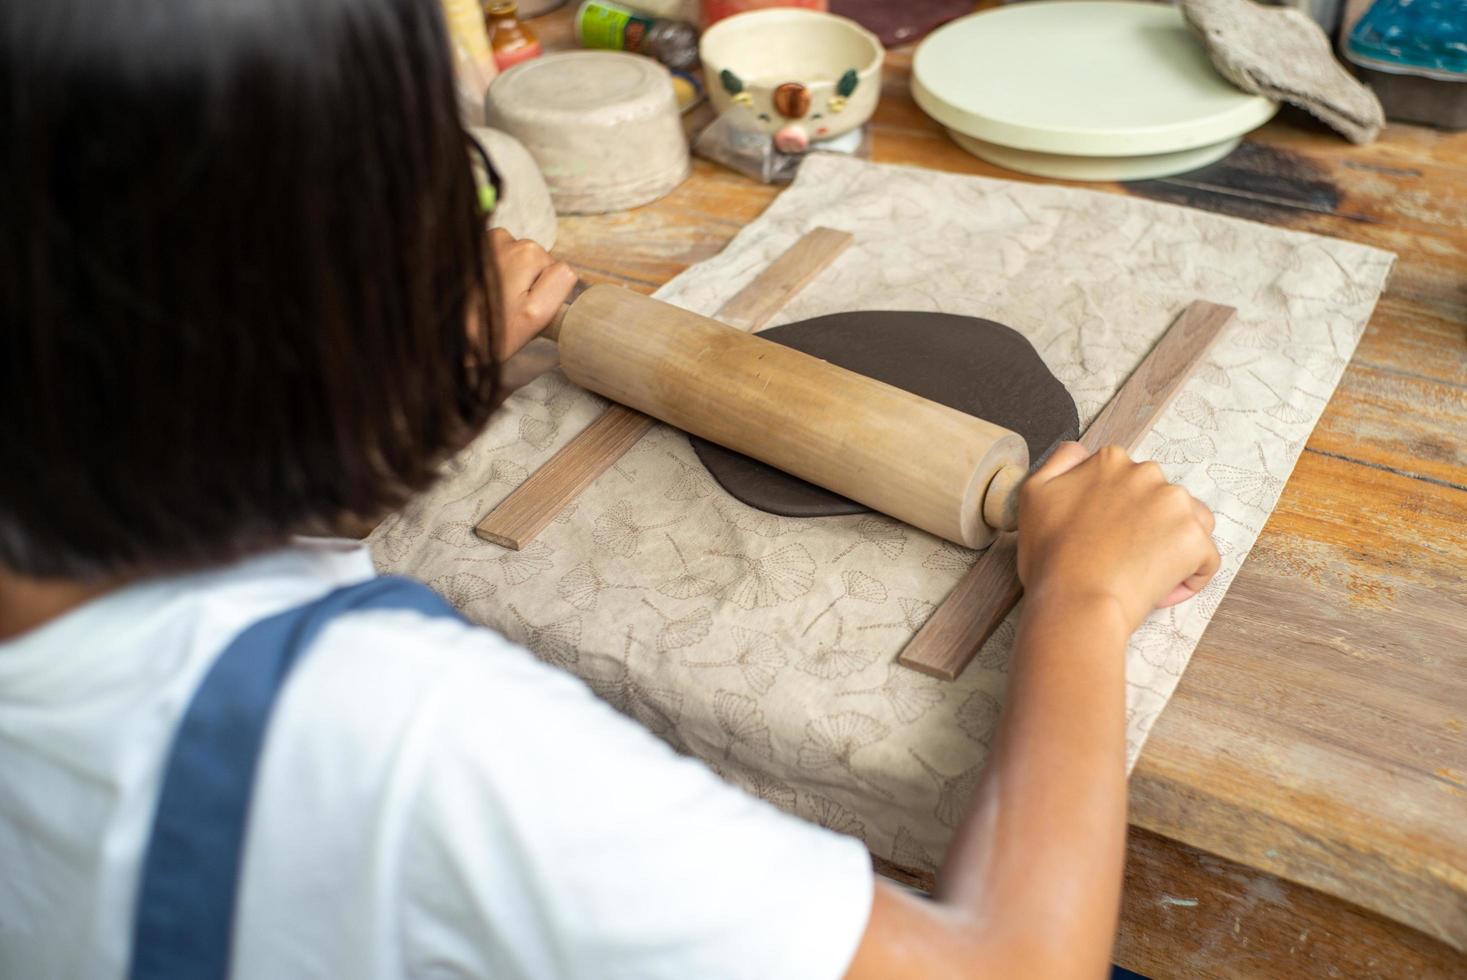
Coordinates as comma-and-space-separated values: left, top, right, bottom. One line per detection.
544, 284, 1029, 550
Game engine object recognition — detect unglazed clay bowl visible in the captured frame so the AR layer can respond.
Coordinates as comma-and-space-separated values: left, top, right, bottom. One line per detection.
486, 51, 689, 214
469, 127, 557, 250
701, 8, 883, 153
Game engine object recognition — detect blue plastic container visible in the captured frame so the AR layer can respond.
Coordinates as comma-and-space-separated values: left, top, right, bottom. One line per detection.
1346, 0, 1467, 128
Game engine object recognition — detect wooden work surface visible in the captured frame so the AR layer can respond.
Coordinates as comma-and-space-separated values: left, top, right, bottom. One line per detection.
517, 8, 1466, 975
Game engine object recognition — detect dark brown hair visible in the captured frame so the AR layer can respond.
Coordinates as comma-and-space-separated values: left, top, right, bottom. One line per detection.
0, 0, 498, 579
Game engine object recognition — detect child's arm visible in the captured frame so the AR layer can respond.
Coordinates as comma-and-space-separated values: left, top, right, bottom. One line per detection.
486, 228, 577, 363
847, 443, 1220, 980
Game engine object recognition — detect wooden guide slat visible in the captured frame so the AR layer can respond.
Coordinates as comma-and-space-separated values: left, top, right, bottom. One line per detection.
715, 226, 856, 331
474, 406, 652, 549
898, 300, 1237, 680
475, 227, 853, 550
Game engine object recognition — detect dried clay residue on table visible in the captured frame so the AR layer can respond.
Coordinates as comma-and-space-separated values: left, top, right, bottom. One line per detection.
1125, 139, 1346, 223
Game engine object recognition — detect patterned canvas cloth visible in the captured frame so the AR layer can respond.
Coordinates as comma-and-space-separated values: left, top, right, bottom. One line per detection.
369, 155, 1395, 875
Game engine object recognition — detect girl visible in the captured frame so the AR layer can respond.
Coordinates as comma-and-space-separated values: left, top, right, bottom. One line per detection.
0, 1, 1219, 977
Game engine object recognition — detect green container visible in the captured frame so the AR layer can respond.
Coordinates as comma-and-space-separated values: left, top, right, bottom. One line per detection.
575, 1, 700, 72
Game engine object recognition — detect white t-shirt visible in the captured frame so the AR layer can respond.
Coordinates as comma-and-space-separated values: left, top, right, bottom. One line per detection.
0, 541, 872, 979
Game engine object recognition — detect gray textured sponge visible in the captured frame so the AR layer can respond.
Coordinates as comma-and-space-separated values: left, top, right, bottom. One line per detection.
1182, 0, 1384, 144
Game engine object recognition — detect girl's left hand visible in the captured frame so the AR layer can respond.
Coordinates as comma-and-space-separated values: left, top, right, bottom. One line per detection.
487, 228, 577, 362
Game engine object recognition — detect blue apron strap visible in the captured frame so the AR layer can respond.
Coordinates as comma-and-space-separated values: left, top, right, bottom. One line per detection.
128, 574, 464, 980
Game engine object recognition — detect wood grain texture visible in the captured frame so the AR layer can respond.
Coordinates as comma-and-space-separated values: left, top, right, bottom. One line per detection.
516, 4, 1467, 968
1079, 301, 1237, 451
714, 226, 854, 331
1115, 827, 1466, 979
474, 405, 653, 548
898, 301, 1235, 680
475, 226, 852, 550
1131, 451, 1467, 954
897, 533, 1020, 680
874, 827, 1466, 979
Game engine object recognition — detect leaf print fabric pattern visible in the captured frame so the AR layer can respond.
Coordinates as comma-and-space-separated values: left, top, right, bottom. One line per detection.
505, 605, 581, 668
442, 458, 529, 510
368, 154, 1393, 887
586, 630, 684, 740
684, 626, 788, 695
665, 453, 715, 502
955, 691, 1002, 746
593, 501, 682, 558
483, 414, 559, 454
839, 665, 945, 724
1208, 444, 1286, 510
656, 536, 719, 599
1251, 370, 1320, 424
429, 521, 488, 550
859, 598, 936, 633
803, 570, 887, 635
911, 751, 984, 829
970, 618, 1017, 673
798, 713, 887, 770
430, 572, 497, 610
495, 540, 555, 586
710, 500, 808, 539
832, 517, 906, 563
891, 826, 937, 874
803, 795, 866, 837
798, 620, 879, 680
1131, 608, 1192, 676
1177, 391, 1224, 430
717, 543, 816, 610
715, 691, 773, 761
642, 600, 713, 655
373, 509, 425, 565
726, 768, 797, 810
556, 563, 638, 612
922, 541, 977, 572
1151, 432, 1216, 465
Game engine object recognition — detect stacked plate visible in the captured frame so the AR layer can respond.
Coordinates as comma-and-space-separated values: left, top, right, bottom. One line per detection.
912, 1, 1279, 181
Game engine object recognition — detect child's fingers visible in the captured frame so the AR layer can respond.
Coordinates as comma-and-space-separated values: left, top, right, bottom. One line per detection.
1182, 495, 1219, 595
487, 227, 520, 271
489, 230, 554, 295
1182, 536, 1221, 593
1156, 573, 1211, 609
522, 260, 578, 326
1191, 496, 1215, 535
1025, 441, 1090, 487
1156, 582, 1196, 607
1156, 533, 1221, 608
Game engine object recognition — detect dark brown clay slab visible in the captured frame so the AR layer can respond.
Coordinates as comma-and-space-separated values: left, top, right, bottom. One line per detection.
692, 310, 1079, 517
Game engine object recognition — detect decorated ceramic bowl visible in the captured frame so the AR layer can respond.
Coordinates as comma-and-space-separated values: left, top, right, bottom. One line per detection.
700, 8, 883, 153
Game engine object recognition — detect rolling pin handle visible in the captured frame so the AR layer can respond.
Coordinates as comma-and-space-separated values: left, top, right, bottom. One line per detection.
541, 280, 589, 344
982, 463, 1025, 533
543, 302, 570, 343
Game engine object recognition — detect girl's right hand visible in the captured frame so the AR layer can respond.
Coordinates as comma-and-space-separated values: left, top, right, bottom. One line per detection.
1016, 442, 1220, 634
